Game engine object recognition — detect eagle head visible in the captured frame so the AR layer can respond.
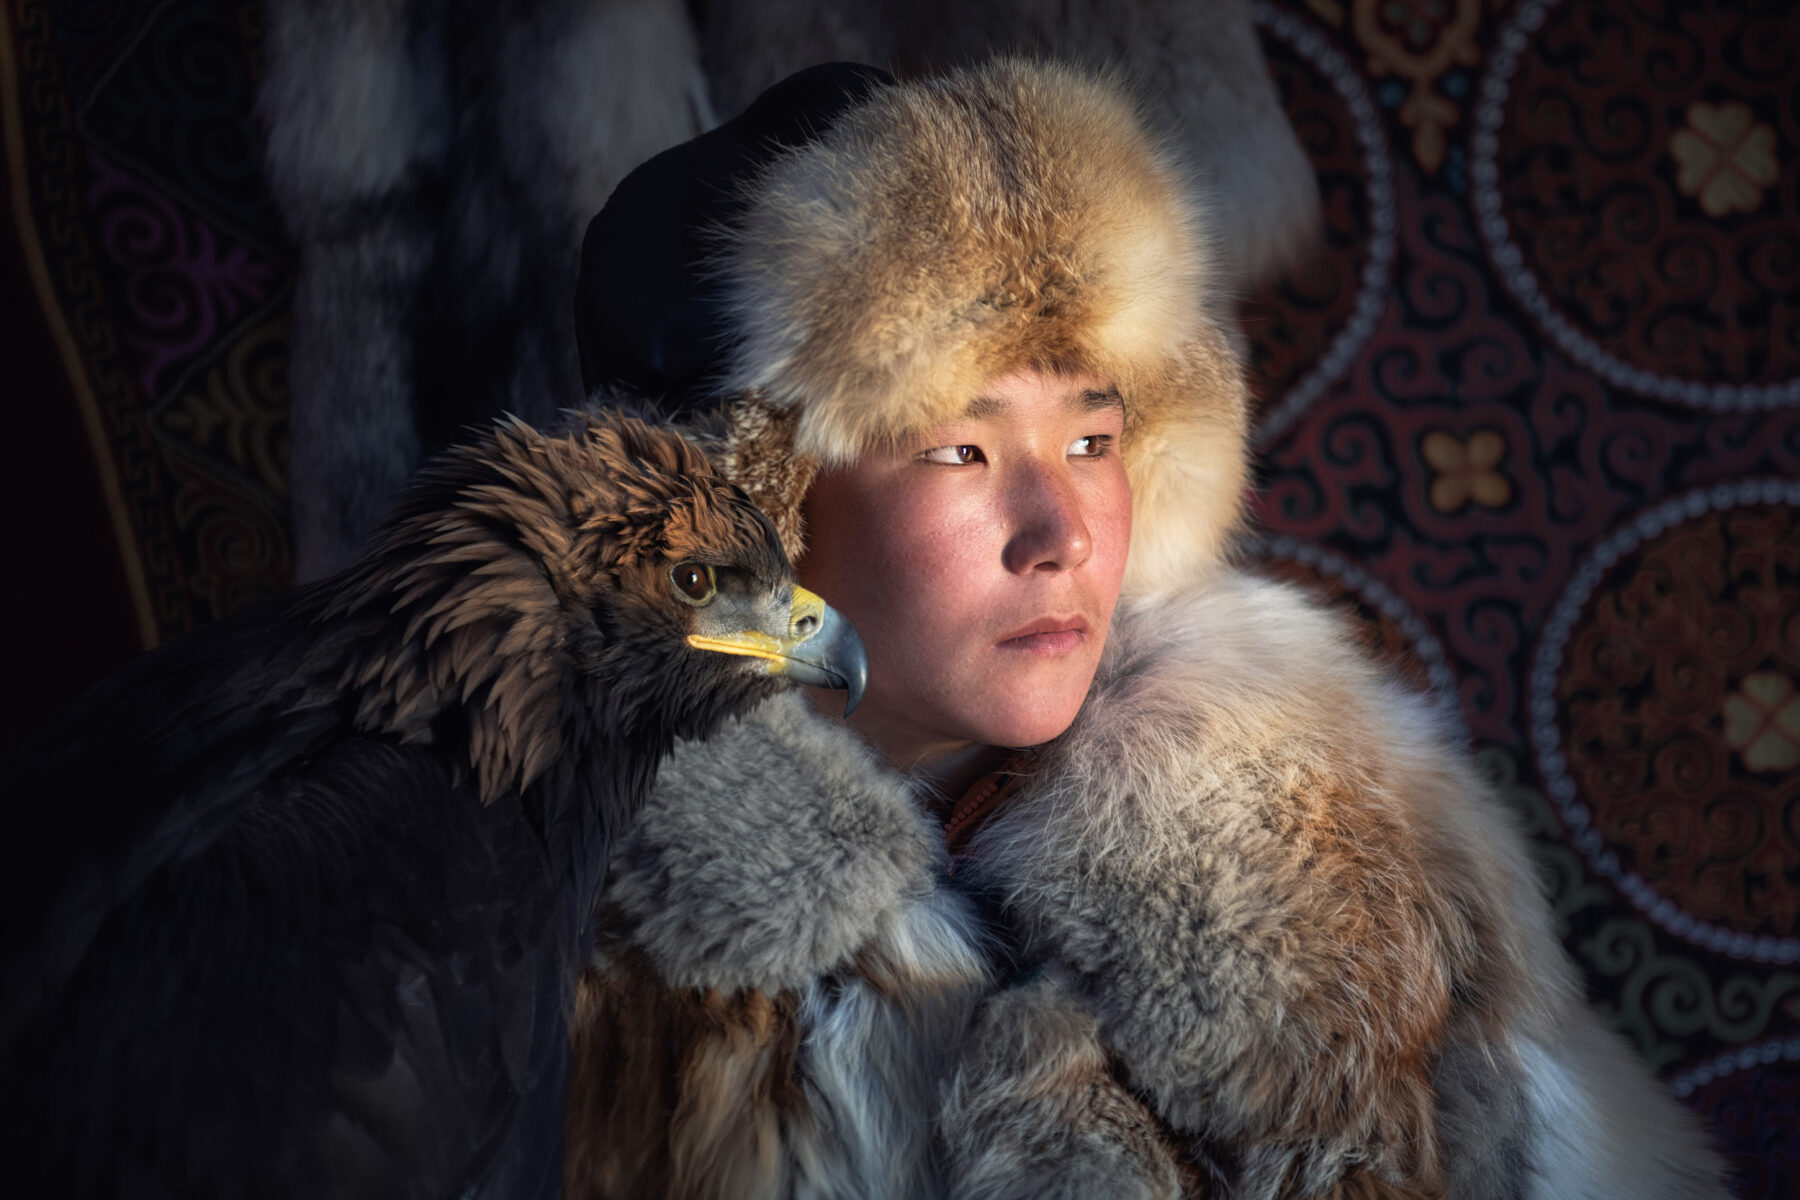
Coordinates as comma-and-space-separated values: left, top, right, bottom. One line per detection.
548, 410, 867, 740
336, 410, 865, 803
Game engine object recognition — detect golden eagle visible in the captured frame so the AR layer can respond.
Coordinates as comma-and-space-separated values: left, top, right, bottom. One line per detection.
0, 411, 865, 1198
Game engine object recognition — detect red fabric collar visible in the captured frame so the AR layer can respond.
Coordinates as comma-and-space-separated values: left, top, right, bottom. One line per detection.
943, 749, 1038, 860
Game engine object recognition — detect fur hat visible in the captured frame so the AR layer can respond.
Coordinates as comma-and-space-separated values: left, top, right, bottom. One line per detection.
579, 58, 1249, 600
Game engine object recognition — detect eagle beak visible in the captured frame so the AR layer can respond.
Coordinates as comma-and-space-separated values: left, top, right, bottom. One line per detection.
687, 586, 869, 716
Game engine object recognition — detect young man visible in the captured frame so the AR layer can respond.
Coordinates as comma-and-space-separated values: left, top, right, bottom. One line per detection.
563, 60, 1726, 1199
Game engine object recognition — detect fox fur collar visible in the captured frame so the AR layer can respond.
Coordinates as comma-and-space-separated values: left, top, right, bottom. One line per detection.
564, 573, 1724, 1200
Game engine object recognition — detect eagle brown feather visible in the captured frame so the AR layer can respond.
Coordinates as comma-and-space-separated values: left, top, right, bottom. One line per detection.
315, 409, 788, 804
0, 409, 811, 1200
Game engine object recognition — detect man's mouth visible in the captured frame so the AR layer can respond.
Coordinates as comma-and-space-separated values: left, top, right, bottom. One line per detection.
997, 616, 1091, 656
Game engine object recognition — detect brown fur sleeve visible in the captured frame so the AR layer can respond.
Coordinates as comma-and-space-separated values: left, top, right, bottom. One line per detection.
938, 969, 1186, 1200
563, 950, 809, 1200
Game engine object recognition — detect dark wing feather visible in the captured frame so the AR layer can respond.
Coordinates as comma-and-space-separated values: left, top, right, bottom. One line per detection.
0, 587, 352, 1042
1, 598, 584, 1199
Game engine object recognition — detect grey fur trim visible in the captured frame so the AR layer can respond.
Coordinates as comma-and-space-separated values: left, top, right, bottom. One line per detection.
791, 886, 992, 1199
260, 0, 448, 581
1433, 1033, 1532, 1200
284, 239, 431, 584
1517, 1022, 1731, 1200
589, 692, 990, 1198
600, 691, 968, 994
260, 0, 452, 238
939, 967, 1182, 1200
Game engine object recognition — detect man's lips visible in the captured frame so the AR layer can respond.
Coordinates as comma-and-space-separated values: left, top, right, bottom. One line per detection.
996, 616, 1091, 656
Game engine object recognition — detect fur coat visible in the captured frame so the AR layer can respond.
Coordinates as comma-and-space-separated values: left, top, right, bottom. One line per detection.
557, 56, 1726, 1200
560, 568, 1725, 1199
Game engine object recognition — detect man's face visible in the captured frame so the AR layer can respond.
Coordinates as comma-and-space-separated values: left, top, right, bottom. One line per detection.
799, 370, 1132, 765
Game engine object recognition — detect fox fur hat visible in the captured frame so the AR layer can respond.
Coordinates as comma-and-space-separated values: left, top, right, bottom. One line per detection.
578, 58, 1250, 599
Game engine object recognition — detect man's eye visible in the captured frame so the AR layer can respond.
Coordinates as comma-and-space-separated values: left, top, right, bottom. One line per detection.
921, 444, 981, 465
1070, 434, 1115, 457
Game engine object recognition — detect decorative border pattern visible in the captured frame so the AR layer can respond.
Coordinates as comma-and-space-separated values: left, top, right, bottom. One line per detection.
3, 1, 161, 647
1529, 477, 1800, 964
1470, 0, 1800, 411
1250, 0, 1396, 448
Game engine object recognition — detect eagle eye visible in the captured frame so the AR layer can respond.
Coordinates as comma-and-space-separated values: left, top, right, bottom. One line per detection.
670, 562, 717, 606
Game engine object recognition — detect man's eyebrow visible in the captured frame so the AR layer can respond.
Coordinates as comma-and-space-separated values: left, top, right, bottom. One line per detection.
961, 385, 1124, 420
1075, 386, 1125, 414
963, 394, 1006, 419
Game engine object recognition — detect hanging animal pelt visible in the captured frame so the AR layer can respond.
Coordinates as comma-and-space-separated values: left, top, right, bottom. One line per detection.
0, 410, 865, 1199
259, 0, 713, 581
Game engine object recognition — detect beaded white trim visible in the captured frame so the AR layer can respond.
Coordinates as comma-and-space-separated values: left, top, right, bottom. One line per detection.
1671, 1034, 1800, 1099
1250, 1, 1397, 448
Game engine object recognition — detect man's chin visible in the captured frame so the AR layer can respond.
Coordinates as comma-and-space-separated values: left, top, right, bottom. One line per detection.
831, 649, 1103, 758
955, 688, 1091, 750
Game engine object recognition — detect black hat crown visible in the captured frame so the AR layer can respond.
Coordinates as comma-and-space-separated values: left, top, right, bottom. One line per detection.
575, 62, 896, 411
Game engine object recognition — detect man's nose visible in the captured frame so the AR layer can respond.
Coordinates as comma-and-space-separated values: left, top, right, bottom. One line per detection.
1002, 460, 1093, 574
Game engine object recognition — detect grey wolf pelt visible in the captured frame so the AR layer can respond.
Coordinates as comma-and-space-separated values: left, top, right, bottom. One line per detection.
260, 0, 709, 580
